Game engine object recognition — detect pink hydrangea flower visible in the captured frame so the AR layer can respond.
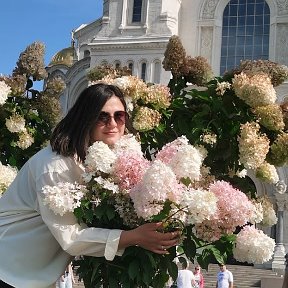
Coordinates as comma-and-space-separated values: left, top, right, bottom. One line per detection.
129, 160, 183, 219
195, 180, 254, 241
113, 151, 150, 190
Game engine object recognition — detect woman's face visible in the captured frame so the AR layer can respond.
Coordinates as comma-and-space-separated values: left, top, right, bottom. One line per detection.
91, 95, 126, 145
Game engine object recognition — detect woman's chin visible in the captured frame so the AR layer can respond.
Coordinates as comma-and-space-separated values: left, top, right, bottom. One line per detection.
102, 135, 121, 145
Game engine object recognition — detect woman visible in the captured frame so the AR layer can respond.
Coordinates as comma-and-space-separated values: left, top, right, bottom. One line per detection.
193, 265, 204, 288
0, 84, 179, 288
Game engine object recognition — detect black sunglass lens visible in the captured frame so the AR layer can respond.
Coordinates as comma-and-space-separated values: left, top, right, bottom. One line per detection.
97, 111, 127, 125
114, 112, 126, 123
98, 112, 110, 124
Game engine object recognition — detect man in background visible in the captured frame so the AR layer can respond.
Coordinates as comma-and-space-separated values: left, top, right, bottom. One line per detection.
176, 261, 197, 288
216, 263, 233, 288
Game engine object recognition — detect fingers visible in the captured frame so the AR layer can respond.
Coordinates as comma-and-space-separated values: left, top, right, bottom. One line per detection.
152, 245, 170, 255
131, 222, 181, 254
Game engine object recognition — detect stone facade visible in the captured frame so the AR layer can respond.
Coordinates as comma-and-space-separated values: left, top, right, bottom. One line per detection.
46, 0, 288, 270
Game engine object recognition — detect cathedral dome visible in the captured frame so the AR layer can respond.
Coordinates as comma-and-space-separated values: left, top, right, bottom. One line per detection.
48, 47, 75, 67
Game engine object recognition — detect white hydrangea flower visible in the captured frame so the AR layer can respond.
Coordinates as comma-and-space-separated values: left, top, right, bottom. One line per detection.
200, 132, 217, 145
0, 162, 18, 195
261, 204, 278, 226
0, 81, 11, 105
94, 176, 119, 194
233, 226, 275, 264
236, 169, 247, 178
5, 114, 26, 133
232, 72, 276, 108
249, 201, 264, 224
169, 145, 204, 181
113, 134, 142, 156
16, 131, 34, 149
113, 76, 131, 90
256, 162, 279, 184
85, 141, 117, 174
42, 182, 86, 216
216, 81, 231, 96
130, 160, 181, 219
181, 187, 218, 224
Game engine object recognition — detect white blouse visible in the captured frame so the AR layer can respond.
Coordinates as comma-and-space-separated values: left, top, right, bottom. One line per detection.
0, 145, 124, 288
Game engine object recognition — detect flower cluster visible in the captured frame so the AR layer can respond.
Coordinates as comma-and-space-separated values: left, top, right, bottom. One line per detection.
87, 66, 171, 132
228, 59, 288, 87
0, 81, 11, 104
81, 135, 211, 227
233, 225, 275, 264
42, 182, 87, 216
0, 162, 17, 196
232, 72, 276, 108
195, 180, 255, 242
238, 122, 270, 170
252, 104, 285, 132
43, 134, 277, 277
0, 42, 64, 170
162, 35, 214, 86
269, 132, 288, 167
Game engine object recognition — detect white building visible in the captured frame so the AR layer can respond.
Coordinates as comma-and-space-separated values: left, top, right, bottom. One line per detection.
47, 0, 288, 271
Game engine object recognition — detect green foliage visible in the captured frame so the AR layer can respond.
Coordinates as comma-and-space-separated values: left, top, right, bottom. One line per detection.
140, 77, 253, 181
74, 195, 180, 287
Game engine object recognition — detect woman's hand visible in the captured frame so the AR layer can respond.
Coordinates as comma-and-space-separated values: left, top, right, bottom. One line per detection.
119, 222, 180, 254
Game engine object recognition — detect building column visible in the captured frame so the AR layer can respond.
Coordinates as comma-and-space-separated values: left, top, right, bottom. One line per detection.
272, 181, 288, 273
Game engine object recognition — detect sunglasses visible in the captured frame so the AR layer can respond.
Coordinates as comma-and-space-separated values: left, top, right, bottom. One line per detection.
96, 111, 128, 126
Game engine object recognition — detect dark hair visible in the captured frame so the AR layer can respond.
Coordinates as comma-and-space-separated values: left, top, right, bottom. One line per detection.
50, 83, 127, 162
181, 261, 188, 269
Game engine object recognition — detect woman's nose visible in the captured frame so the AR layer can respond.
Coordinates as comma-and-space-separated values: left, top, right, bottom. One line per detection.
106, 116, 117, 127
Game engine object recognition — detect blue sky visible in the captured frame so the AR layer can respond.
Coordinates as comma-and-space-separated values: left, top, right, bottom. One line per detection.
0, 0, 103, 76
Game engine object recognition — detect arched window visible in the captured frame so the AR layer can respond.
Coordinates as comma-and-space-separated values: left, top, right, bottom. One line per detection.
153, 61, 161, 83
115, 61, 121, 69
128, 62, 134, 75
83, 50, 90, 58
141, 62, 146, 81
101, 60, 108, 66
132, 0, 143, 23
220, 0, 270, 75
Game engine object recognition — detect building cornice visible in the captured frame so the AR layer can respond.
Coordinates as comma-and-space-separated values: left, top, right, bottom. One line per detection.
88, 38, 170, 51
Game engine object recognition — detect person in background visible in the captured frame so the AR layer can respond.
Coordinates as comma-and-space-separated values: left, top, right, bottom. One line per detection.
216, 263, 233, 288
176, 261, 197, 288
56, 262, 75, 288
193, 264, 204, 288
0, 83, 179, 288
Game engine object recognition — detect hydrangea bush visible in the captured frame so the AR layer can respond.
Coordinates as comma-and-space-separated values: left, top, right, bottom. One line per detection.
42, 134, 277, 287
145, 36, 288, 186
0, 42, 64, 170
63, 37, 288, 286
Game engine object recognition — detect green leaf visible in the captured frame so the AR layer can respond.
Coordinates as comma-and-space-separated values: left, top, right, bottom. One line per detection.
168, 262, 178, 281
128, 259, 140, 280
